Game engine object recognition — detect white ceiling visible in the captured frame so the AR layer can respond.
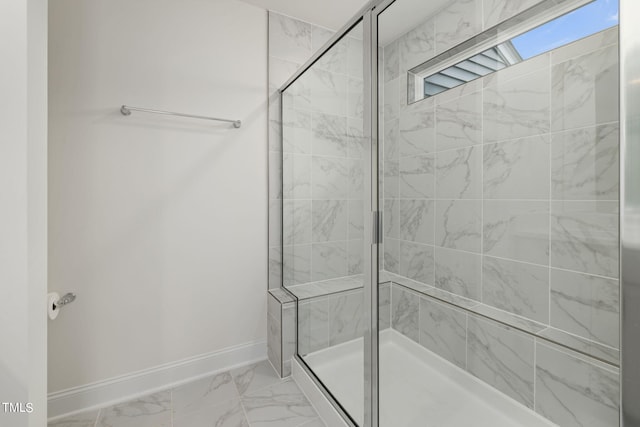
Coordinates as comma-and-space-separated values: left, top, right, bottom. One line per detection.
238, 0, 370, 31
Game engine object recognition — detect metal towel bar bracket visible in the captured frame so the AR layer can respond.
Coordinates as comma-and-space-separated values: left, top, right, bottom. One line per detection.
53, 293, 76, 310
120, 105, 241, 128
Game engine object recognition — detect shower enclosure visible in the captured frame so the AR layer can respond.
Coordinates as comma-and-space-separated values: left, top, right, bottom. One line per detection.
278, 0, 639, 425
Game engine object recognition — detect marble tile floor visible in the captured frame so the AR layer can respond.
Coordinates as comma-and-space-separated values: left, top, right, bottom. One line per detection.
48, 360, 327, 427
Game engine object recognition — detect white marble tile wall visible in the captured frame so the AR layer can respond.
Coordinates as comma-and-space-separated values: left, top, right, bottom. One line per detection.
267, 290, 297, 377
382, 4, 620, 424
268, 12, 367, 378
390, 282, 620, 426
278, 18, 365, 288
383, 15, 619, 345
297, 283, 392, 357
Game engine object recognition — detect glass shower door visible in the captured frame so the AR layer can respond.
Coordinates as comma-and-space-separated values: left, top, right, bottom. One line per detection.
280, 20, 373, 426
376, 0, 621, 426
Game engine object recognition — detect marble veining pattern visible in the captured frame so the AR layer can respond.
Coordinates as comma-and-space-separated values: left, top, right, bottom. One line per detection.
298, 297, 329, 355
329, 290, 364, 346
435, 246, 481, 300
551, 123, 619, 201
311, 242, 348, 282
311, 112, 347, 157
435, 0, 482, 55
436, 146, 481, 199
420, 297, 467, 368
96, 391, 171, 427
283, 154, 311, 200
49, 410, 99, 427
311, 156, 348, 200
483, 135, 550, 200
550, 201, 619, 278
379, 283, 392, 330
400, 199, 435, 244
535, 343, 619, 427
399, 241, 435, 285
283, 108, 312, 154
348, 199, 364, 240
312, 28, 345, 75
384, 199, 400, 239
399, 103, 435, 157
383, 40, 399, 82
268, 13, 312, 64
392, 286, 420, 342
538, 327, 619, 367
310, 69, 347, 116
377, 3, 620, 422
283, 200, 312, 246
435, 91, 482, 151
242, 379, 319, 427
267, 310, 282, 377
348, 239, 364, 275
349, 159, 364, 199
482, 0, 544, 28
551, 44, 619, 132
384, 238, 400, 274
348, 77, 364, 120
482, 200, 550, 265
384, 78, 400, 122
483, 69, 550, 143
173, 372, 239, 417
384, 118, 400, 161
435, 199, 482, 253
173, 399, 249, 427
383, 159, 399, 199
550, 268, 619, 348
482, 256, 550, 324
399, 154, 435, 198
467, 317, 535, 408
311, 200, 347, 243
283, 245, 311, 286
399, 19, 435, 71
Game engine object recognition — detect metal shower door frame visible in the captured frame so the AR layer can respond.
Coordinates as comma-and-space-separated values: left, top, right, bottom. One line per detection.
279, 0, 638, 424
620, 0, 640, 425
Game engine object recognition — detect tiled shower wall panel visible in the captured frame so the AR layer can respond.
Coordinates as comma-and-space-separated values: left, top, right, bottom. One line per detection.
298, 283, 392, 356
267, 12, 366, 376
383, 2, 619, 350
381, 0, 620, 425
267, 290, 296, 377
269, 283, 391, 375
268, 12, 365, 289
390, 283, 620, 426
279, 29, 365, 286
269, 12, 314, 290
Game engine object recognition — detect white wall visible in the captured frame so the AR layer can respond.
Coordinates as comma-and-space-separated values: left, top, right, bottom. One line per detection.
48, 0, 268, 393
0, 0, 48, 425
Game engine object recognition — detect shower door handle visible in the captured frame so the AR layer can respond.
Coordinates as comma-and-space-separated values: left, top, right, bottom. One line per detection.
372, 211, 382, 244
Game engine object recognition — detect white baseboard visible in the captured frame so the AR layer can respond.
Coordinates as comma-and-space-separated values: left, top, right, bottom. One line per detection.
48, 340, 267, 421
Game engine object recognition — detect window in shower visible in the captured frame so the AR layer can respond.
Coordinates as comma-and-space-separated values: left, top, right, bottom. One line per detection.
415, 0, 619, 100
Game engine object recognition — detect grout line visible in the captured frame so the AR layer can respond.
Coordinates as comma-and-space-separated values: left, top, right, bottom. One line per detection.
465, 313, 469, 371
533, 337, 537, 411
92, 409, 100, 427
170, 388, 174, 427
480, 66, 485, 306
238, 396, 252, 427
548, 51, 553, 331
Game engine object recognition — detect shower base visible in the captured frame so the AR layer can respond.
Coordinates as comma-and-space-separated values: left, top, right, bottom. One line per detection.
304, 329, 556, 427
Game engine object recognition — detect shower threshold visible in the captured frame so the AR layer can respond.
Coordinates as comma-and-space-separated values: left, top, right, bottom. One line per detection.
304, 329, 556, 427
